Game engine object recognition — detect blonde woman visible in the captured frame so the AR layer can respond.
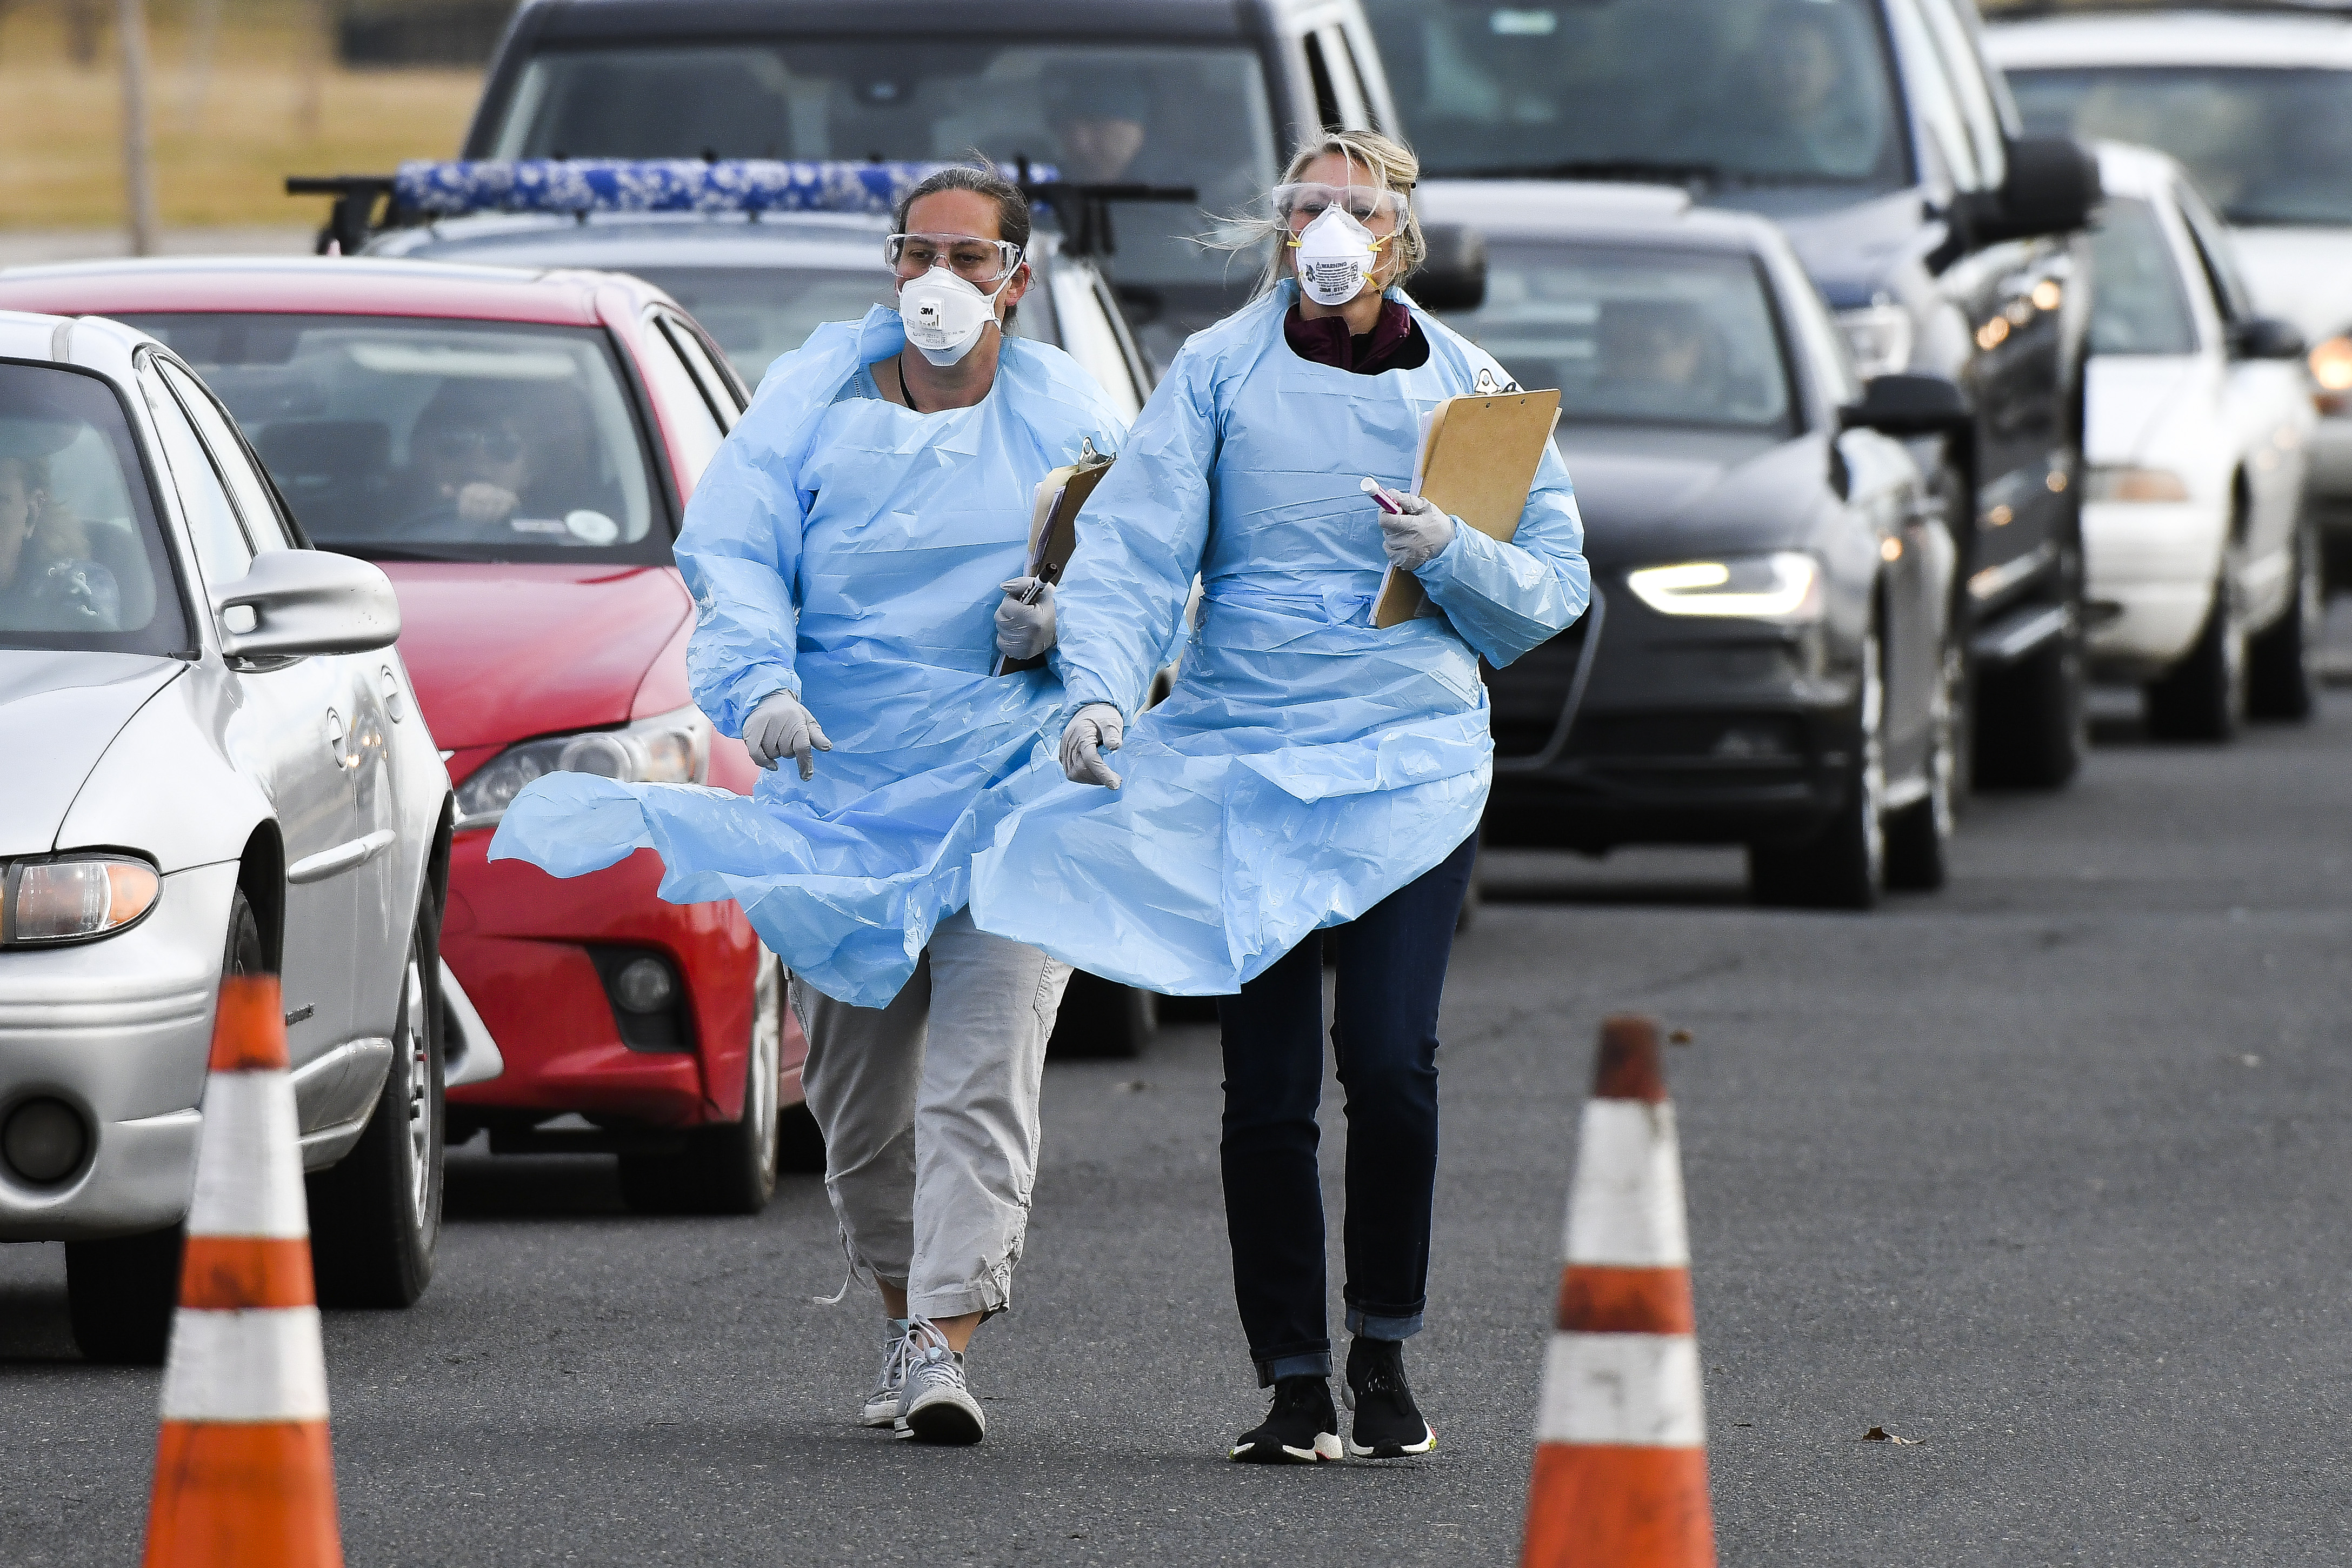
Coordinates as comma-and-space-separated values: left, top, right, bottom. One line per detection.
972, 132, 1589, 1462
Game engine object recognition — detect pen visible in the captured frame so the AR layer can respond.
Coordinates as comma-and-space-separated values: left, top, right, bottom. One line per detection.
1360, 477, 1404, 515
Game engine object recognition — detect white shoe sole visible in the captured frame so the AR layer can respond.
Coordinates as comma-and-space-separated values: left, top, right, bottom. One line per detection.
1345, 1424, 1436, 1459
859, 1399, 900, 1429
1229, 1432, 1344, 1464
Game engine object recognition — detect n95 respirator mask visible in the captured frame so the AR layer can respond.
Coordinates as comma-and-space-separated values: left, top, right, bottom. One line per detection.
900, 265, 1012, 366
1290, 204, 1387, 307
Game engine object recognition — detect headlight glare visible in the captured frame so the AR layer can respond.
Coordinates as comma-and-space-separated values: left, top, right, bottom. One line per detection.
1626, 552, 1822, 622
2309, 335, 2352, 393
456, 705, 712, 831
5, 856, 160, 945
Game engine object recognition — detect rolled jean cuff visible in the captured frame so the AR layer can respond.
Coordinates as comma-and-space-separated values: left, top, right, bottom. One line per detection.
1256, 1350, 1332, 1386
1345, 1305, 1424, 1342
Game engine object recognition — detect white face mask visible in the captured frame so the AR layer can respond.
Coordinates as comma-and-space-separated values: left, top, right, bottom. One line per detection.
900, 265, 1013, 366
1291, 205, 1385, 307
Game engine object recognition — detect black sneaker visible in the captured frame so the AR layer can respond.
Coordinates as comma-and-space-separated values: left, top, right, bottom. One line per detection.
1344, 1337, 1436, 1458
1229, 1375, 1342, 1463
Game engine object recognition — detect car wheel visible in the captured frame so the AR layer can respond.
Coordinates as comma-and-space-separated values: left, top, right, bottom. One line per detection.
1884, 639, 1960, 892
2144, 568, 2246, 742
308, 898, 445, 1308
2247, 524, 2322, 722
619, 950, 782, 1215
1750, 629, 1886, 911
65, 884, 269, 1362
1047, 970, 1155, 1059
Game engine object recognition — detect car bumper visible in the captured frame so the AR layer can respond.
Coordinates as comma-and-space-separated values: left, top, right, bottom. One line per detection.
0, 861, 236, 1241
2081, 499, 2224, 676
442, 834, 777, 1129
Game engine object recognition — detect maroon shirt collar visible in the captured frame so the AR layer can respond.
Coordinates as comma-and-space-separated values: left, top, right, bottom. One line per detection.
1284, 299, 1418, 375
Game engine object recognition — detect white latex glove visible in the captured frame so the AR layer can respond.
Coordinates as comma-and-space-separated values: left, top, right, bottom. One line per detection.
455, 482, 520, 526
743, 690, 832, 779
1060, 703, 1124, 789
1378, 488, 1456, 572
996, 577, 1056, 659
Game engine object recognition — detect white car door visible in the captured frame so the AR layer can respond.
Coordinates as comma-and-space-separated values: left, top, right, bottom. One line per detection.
138, 356, 365, 1099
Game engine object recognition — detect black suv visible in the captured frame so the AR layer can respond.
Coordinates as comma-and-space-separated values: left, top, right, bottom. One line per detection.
461, 0, 1396, 369
1365, 0, 2101, 789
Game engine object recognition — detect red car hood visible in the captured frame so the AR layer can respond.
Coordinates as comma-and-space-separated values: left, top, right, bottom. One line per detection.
381, 563, 691, 750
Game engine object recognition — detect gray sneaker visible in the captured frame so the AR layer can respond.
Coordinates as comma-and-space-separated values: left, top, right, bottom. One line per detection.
894, 1318, 985, 1445
861, 1318, 916, 1427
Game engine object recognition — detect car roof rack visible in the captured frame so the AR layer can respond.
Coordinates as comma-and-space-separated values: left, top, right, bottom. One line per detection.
287, 158, 1195, 261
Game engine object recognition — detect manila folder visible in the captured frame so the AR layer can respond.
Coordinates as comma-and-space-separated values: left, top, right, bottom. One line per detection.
1371, 388, 1561, 629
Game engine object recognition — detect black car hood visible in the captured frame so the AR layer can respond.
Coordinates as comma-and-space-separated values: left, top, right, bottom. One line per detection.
1557, 429, 1834, 568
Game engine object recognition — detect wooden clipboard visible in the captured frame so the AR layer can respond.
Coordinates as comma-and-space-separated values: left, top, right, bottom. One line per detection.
1372, 389, 1562, 629
995, 439, 1113, 675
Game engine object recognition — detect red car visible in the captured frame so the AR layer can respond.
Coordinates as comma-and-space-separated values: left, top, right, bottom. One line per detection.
0, 258, 816, 1212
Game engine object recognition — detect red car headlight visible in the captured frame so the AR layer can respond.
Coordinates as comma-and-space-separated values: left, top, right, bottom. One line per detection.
455, 704, 712, 832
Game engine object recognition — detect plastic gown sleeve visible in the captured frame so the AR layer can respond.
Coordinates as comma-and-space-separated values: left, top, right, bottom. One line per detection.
1049, 355, 1219, 719
675, 411, 812, 736
1410, 441, 1589, 668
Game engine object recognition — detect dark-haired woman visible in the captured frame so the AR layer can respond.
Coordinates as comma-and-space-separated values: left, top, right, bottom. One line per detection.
494, 165, 1128, 1446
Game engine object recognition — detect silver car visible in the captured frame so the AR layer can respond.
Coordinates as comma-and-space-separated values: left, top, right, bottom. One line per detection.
0, 310, 455, 1361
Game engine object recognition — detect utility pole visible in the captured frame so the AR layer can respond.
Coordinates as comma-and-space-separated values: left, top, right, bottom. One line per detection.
118, 0, 157, 257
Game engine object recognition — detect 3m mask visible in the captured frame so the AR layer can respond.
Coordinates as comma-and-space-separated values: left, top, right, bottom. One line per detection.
1291, 205, 1384, 308
901, 266, 1009, 366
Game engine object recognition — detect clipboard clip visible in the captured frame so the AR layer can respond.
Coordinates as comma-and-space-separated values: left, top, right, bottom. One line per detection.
1472, 366, 1523, 396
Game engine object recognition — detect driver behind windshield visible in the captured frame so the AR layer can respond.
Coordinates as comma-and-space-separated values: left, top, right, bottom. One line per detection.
1600, 299, 1727, 422
399, 378, 614, 543
0, 449, 119, 632
1745, 2, 1881, 178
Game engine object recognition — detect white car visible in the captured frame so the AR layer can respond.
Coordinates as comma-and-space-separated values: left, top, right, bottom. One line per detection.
0, 310, 454, 1360
2074, 142, 2317, 737
1984, 7, 2352, 586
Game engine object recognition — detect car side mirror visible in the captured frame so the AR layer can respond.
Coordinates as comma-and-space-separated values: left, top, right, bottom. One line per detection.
1409, 222, 1488, 313
1838, 372, 1972, 437
212, 548, 401, 668
1961, 137, 2102, 245
2228, 316, 2306, 361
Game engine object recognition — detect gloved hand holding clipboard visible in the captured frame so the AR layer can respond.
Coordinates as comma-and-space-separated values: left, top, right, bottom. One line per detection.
1371, 385, 1562, 629
995, 437, 1113, 675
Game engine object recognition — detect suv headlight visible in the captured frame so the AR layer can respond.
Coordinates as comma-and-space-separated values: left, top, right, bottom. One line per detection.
455, 704, 712, 832
1626, 552, 1823, 622
3, 854, 161, 946
1836, 303, 1915, 380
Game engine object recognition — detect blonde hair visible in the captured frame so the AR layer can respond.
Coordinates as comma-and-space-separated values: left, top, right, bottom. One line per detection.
1222, 129, 1429, 298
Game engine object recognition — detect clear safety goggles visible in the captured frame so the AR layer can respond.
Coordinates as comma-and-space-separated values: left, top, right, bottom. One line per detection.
1270, 182, 1408, 232
883, 231, 1024, 284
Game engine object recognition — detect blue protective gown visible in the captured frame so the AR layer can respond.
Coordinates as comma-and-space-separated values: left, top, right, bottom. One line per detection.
488, 306, 1130, 1007
967, 281, 1590, 994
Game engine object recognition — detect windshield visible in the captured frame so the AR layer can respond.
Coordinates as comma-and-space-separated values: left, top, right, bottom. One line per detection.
1439, 244, 1795, 433
1365, 0, 1908, 190
2086, 197, 2197, 357
2007, 67, 2352, 227
485, 42, 1279, 290
0, 361, 186, 655
118, 316, 665, 564
630, 266, 892, 386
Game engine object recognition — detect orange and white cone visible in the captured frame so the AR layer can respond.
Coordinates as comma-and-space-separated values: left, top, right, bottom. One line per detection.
144, 975, 343, 1568
1521, 1015, 1716, 1567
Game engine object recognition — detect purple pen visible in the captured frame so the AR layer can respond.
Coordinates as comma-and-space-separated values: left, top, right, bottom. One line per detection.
1360, 477, 1403, 515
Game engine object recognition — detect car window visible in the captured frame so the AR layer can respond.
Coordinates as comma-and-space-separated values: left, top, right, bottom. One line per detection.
1048, 264, 1144, 423
158, 359, 297, 551
636, 315, 728, 482
1439, 242, 1796, 435
138, 361, 253, 586
2172, 180, 2257, 324
1365, 0, 1909, 191
124, 314, 667, 565
0, 361, 183, 653
486, 41, 1279, 292
2085, 196, 2198, 356
661, 315, 746, 422
631, 266, 892, 389
2007, 66, 2352, 227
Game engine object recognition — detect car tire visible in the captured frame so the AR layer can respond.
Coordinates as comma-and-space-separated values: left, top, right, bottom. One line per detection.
308, 898, 445, 1309
618, 951, 782, 1216
2247, 525, 2322, 722
1047, 970, 1155, 1059
1884, 639, 1960, 892
1974, 616, 2087, 790
65, 884, 270, 1363
2144, 569, 2245, 743
1750, 629, 1886, 911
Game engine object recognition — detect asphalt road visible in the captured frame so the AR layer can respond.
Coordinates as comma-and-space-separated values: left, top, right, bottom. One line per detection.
6, 663, 2351, 1566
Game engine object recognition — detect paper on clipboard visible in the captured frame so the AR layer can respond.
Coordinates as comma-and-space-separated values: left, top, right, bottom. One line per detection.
995, 438, 1113, 675
1372, 389, 1562, 629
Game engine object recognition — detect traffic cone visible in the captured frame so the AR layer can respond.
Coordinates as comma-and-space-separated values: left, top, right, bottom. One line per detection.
1520, 1015, 1715, 1567
143, 975, 343, 1567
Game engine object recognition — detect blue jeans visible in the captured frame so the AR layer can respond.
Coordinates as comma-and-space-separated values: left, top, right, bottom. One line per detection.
1217, 834, 1478, 1385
